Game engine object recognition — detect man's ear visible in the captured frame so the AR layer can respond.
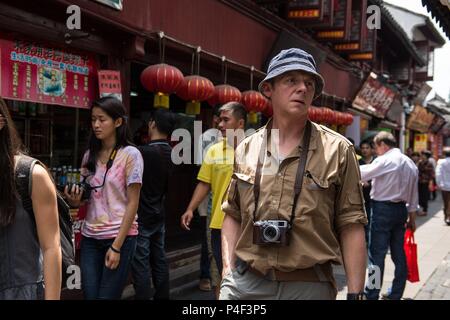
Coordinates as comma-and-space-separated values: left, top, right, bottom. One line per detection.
115, 118, 123, 128
238, 118, 245, 129
261, 82, 273, 98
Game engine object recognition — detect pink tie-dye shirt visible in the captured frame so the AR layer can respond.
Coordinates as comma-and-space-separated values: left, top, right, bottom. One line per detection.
81, 146, 144, 239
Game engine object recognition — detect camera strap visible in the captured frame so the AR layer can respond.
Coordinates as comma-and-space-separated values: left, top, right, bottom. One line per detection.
87, 145, 119, 189
253, 120, 312, 228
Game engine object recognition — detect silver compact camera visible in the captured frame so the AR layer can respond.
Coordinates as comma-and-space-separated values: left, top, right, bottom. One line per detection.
253, 220, 290, 246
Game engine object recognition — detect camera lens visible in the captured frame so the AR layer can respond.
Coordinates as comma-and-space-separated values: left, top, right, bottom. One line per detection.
262, 225, 280, 243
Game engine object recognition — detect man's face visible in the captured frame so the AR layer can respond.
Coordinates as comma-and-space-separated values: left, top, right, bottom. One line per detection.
375, 142, 389, 156
217, 110, 244, 137
262, 70, 316, 118
360, 143, 372, 158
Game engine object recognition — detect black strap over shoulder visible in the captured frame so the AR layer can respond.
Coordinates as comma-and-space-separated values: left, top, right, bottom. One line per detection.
253, 121, 312, 228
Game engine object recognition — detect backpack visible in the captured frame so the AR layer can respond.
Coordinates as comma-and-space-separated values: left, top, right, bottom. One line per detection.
15, 155, 75, 289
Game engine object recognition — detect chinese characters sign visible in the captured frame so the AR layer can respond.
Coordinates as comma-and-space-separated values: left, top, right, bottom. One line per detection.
407, 104, 436, 133
0, 38, 97, 109
98, 70, 122, 101
352, 73, 396, 118
287, 0, 323, 20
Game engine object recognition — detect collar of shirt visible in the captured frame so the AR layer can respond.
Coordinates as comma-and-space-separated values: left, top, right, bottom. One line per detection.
262, 119, 318, 161
148, 139, 169, 146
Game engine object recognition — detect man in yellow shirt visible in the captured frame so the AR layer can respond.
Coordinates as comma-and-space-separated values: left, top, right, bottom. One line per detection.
181, 102, 247, 297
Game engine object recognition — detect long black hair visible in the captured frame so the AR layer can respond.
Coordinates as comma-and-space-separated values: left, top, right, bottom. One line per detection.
0, 98, 24, 226
85, 96, 133, 174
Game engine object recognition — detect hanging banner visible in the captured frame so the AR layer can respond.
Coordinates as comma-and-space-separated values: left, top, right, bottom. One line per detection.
315, 0, 352, 41
429, 114, 446, 133
348, 28, 377, 62
98, 70, 122, 101
352, 72, 396, 118
287, 0, 324, 21
406, 104, 435, 133
0, 38, 98, 109
333, 0, 367, 52
414, 133, 428, 152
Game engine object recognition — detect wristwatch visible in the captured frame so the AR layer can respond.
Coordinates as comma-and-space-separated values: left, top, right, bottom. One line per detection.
347, 292, 366, 300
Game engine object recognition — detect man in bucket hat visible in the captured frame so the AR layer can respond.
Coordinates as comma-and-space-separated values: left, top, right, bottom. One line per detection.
220, 48, 368, 300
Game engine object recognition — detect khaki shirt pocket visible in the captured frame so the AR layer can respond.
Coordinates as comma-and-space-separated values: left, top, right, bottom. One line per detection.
299, 171, 335, 223
234, 173, 255, 216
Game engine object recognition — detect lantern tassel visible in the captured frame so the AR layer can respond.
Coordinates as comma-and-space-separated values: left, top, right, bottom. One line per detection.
186, 101, 201, 115
154, 92, 170, 109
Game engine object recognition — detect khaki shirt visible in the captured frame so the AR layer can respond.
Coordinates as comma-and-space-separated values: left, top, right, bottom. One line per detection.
222, 121, 367, 276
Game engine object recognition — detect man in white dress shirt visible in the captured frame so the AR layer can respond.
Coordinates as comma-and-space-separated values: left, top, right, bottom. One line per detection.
360, 131, 418, 300
436, 147, 450, 226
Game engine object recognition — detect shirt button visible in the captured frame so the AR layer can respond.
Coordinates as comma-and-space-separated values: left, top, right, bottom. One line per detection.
277, 172, 282, 178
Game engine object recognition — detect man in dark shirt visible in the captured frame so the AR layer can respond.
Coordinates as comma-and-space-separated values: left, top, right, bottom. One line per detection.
359, 140, 376, 246
131, 109, 175, 300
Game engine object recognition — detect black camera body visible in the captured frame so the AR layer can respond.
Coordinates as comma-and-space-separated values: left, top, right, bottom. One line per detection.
253, 220, 290, 246
65, 182, 92, 201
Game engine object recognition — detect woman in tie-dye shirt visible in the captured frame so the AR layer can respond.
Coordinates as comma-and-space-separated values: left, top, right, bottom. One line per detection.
65, 97, 143, 300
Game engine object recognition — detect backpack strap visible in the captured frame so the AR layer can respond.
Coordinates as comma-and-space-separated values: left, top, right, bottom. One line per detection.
15, 155, 40, 219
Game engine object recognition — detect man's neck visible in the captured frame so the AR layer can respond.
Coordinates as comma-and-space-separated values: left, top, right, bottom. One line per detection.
150, 133, 167, 141
272, 116, 306, 145
363, 155, 373, 163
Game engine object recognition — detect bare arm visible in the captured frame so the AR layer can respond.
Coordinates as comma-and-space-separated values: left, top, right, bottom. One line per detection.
105, 183, 141, 269
180, 181, 211, 230
221, 214, 242, 278
339, 224, 367, 294
32, 165, 62, 300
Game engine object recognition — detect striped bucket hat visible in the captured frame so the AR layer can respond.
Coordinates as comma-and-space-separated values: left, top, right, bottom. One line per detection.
258, 48, 325, 99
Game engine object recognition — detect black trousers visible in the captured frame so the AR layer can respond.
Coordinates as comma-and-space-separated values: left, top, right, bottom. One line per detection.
418, 182, 430, 212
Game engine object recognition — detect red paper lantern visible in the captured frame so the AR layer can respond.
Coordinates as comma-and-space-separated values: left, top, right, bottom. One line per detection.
335, 111, 344, 126
308, 106, 317, 122
263, 101, 273, 118
344, 113, 354, 126
321, 107, 333, 125
177, 75, 215, 115
241, 90, 268, 113
241, 90, 268, 124
313, 107, 323, 123
207, 84, 242, 106
140, 63, 184, 108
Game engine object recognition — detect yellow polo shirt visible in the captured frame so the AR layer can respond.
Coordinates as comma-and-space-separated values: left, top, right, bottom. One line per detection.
197, 139, 234, 230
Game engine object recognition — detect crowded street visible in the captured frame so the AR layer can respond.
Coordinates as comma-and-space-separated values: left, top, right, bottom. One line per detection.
0, 0, 450, 306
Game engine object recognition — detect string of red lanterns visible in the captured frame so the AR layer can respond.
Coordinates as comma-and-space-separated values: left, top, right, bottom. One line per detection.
308, 107, 353, 126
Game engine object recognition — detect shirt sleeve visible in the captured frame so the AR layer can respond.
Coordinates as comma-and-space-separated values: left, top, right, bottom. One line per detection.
221, 162, 242, 222
335, 144, 368, 234
197, 146, 214, 184
436, 161, 443, 188
359, 156, 395, 182
406, 166, 419, 212
80, 151, 90, 177
125, 147, 144, 186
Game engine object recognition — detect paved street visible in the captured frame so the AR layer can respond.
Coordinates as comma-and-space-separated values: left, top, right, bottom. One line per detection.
170, 193, 450, 300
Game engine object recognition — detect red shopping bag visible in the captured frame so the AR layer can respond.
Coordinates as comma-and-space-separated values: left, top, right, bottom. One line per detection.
404, 228, 420, 283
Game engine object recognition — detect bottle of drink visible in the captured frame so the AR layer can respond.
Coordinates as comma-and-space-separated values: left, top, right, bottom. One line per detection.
57, 167, 62, 187
61, 166, 67, 186
76, 169, 81, 184
19, 102, 26, 116
29, 103, 37, 117
67, 167, 73, 185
